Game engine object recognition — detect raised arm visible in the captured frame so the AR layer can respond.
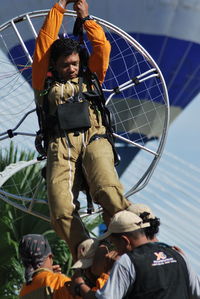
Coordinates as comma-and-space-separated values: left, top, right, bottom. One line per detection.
32, 0, 111, 91
32, 2, 67, 91
84, 21, 111, 85
74, 0, 111, 85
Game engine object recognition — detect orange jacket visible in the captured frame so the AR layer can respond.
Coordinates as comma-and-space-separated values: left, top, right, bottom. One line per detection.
19, 269, 109, 298
19, 269, 74, 299
32, 3, 111, 91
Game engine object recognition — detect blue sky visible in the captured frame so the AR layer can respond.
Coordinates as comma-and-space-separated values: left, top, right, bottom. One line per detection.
165, 94, 200, 166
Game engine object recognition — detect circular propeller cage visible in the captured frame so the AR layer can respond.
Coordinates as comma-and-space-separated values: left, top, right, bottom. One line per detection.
0, 10, 169, 221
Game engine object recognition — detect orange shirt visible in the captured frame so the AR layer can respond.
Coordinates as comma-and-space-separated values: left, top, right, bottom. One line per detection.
32, 3, 111, 91
20, 269, 74, 299
92, 273, 109, 291
20, 269, 109, 298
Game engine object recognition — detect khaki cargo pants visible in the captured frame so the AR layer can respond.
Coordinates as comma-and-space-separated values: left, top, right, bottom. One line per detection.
46, 131, 130, 260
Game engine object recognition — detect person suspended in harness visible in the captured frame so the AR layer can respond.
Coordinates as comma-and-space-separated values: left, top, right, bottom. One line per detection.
32, 0, 132, 261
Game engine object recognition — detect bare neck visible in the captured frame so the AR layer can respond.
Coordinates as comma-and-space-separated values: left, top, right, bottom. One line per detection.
40, 256, 53, 271
130, 235, 150, 250
150, 236, 159, 242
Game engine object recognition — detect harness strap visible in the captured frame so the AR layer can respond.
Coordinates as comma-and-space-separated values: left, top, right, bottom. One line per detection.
88, 134, 107, 145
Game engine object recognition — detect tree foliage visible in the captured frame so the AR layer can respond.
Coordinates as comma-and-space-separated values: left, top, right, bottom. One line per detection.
0, 142, 102, 297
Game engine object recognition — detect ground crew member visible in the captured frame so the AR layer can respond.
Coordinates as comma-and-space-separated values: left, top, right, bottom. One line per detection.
71, 211, 200, 298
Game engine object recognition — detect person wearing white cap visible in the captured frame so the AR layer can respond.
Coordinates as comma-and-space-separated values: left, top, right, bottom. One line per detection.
71, 238, 119, 295
71, 239, 100, 270
71, 210, 200, 299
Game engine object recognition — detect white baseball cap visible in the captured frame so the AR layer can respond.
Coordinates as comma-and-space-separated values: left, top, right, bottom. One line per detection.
98, 210, 150, 240
71, 238, 99, 269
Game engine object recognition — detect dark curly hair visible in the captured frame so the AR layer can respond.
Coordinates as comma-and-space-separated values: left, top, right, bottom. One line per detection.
50, 37, 82, 64
140, 212, 160, 240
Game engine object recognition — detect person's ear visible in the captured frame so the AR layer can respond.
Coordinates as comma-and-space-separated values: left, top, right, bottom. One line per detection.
121, 235, 131, 251
48, 254, 54, 263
